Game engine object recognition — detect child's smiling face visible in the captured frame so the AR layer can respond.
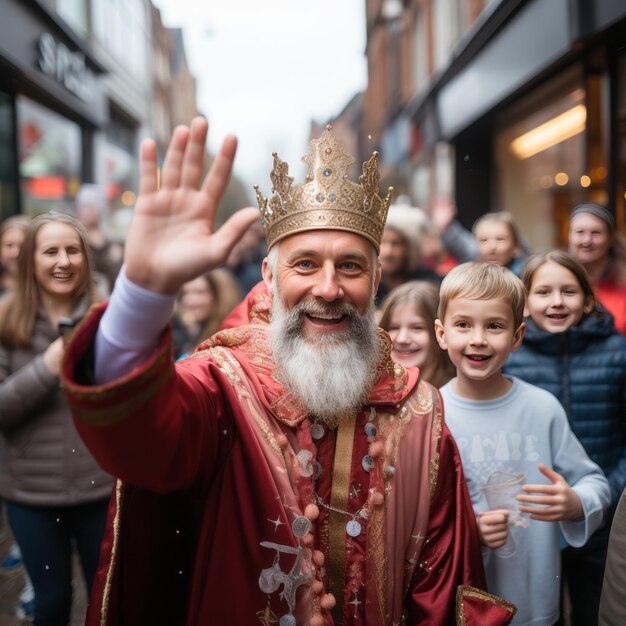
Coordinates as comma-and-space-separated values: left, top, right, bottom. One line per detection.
387, 302, 432, 369
526, 261, 593, 332
435, 296, 524, 390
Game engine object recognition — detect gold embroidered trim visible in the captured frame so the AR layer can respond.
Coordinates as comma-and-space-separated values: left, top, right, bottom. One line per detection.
327, 414, 357, 625
209, 347, 285, 466
72, 368, 174, 425
376, 330, 397, 376
100, 480, 123, 626
455, 585, 516, 625
67, 343, 171, 402
429, 386, 442, 500
247, 398, 286, 467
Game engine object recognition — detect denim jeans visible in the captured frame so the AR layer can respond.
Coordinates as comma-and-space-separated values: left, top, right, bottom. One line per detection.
5, 498, 109, 626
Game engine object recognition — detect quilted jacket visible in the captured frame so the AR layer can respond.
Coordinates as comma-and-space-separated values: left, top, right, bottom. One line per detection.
504, 310, 626, 505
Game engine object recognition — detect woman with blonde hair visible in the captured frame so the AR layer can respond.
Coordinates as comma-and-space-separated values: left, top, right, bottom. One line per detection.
0, 211, 112, 625
379, 280, 455, 388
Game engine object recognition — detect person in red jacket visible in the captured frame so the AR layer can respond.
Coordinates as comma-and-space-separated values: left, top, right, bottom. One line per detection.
568, 203, 626, 334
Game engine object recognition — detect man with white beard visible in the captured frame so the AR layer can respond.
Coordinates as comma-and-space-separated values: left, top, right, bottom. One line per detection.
62, 119, 516, 626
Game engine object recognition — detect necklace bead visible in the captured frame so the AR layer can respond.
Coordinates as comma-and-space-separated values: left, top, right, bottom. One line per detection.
362, 455, 375, 472
346, 519, 362, 537
310, 423, 325, 440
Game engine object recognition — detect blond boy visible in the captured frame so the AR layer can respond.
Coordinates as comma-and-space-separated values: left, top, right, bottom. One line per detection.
435, 262, 609, 626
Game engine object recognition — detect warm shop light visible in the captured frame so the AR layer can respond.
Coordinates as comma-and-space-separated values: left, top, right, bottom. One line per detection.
580, 175, 591, 188
511, 105, 586, 159
121, 190, 136, 206
555, 172, 569, 186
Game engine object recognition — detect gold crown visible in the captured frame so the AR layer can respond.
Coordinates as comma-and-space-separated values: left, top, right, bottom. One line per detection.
255, 125, 393, 251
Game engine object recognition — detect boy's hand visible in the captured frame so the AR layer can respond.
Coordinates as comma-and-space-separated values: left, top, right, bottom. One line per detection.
430, 196, 458, 234
476, 510, 509, 549
517, 464, 584, 522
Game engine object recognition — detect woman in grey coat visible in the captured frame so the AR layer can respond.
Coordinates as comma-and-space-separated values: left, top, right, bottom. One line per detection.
0, 212, 112, 625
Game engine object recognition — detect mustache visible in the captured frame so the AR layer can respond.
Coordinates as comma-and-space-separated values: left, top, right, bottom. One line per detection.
282, 300, 360, 336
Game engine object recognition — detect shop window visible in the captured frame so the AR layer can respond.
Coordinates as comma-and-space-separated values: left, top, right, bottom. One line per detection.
93, 0, 149, 81
16, 96, 82, 217
413, 7, 428, 93
94, 108, 138, 238
56, 0, 89, 37
412, 162, 431, 208
0, 92, 18, 221
433, 0, 472, 72
495, 65, 608, 251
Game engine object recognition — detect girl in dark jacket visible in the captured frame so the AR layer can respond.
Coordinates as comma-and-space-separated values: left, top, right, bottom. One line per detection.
504, 249, 626, 626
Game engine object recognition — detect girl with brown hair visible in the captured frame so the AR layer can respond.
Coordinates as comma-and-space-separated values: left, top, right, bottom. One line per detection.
379, 280, 455, 388
505, 249, 626, 626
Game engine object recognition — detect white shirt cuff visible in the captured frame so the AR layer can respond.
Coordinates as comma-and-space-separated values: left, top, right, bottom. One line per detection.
95, 266, 176, 384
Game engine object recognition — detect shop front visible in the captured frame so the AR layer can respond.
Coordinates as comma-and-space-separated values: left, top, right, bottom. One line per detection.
0, 0, 106, 221
433, 0, 626, 250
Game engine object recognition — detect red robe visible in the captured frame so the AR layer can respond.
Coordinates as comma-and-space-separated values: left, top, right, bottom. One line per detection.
62, 293, 516, 626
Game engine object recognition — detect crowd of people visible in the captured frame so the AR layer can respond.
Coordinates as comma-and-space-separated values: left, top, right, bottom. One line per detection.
0, 117, 625, 625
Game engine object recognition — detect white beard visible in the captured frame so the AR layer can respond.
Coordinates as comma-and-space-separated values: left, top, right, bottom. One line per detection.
268, 286, 381, 426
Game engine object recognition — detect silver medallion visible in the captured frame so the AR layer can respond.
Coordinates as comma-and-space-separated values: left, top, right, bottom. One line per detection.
315, 461, 323, 480
279, 614, 296, 626
259, 566, 281, 594
364, 422, 377, 437
291, 515, 312, 538
346, 519, 362, 537
296, 450, 314, 477
362, 454, 375, 472
310, 423, 325, 440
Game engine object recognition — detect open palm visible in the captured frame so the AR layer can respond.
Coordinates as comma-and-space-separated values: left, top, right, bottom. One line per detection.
124, 117, 260, 294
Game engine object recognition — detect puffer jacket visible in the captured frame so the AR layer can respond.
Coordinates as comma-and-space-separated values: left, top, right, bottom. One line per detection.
504, 311, 626, 505
0, 300, 112, 506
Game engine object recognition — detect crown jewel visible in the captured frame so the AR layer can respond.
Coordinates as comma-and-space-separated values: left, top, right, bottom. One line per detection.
255, 125, 393, 251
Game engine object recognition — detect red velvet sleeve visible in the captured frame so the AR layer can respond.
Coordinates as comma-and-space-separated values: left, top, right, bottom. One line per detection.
406, 421, 489, 624
61, 302, 236, 494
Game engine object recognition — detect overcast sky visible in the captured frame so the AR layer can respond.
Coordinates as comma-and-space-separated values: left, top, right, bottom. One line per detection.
152, 0, 368, 198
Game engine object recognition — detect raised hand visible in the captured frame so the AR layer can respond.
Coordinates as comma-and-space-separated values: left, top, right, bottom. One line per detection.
124, 117, 260, 294
517, 464, 584, 522
429, 196, 458, 234
476, 510, 509, 549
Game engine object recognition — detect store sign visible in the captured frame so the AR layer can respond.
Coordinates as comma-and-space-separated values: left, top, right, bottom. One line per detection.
37, 33, 94, 102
